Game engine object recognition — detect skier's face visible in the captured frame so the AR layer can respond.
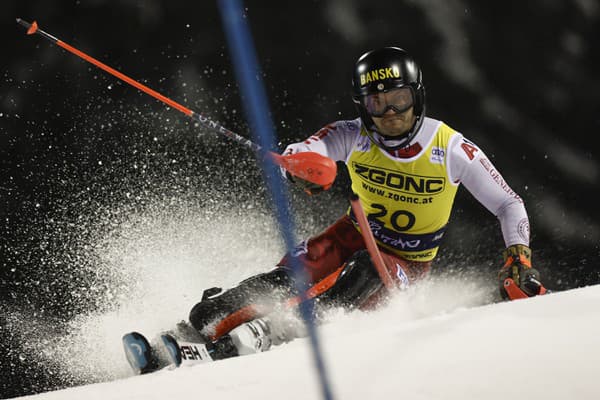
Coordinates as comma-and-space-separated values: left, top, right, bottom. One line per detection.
371, 105, 417, 137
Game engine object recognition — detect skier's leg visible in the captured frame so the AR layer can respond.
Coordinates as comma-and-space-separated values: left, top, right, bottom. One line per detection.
277, 214, 365, 283
188, 267, 295, 339
313, 248, 433, 312
210, 251, 387, 358
189, 215, 365, 340
210, 309, 307, 358
211, 253, 384, 359
199, 247, 433, 360
314, 249, 384, 310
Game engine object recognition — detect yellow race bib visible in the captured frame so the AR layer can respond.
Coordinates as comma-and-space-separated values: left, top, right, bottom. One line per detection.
347, 122, 459, 261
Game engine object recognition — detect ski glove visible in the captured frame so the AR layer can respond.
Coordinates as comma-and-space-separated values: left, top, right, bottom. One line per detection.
286, 171, 324, 195
498, 244, 546, 300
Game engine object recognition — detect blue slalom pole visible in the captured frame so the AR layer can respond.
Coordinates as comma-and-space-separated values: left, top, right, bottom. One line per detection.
217, 1, 334, 399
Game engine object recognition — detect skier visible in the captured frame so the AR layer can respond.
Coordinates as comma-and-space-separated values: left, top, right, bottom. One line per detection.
183, 46, 547, 358
124, 47, 548, 372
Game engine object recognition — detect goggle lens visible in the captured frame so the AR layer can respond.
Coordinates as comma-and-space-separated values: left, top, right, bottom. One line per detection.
362, 87, 414, 117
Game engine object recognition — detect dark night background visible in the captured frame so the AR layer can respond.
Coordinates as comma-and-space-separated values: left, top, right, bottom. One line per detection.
1, 1, 599, 398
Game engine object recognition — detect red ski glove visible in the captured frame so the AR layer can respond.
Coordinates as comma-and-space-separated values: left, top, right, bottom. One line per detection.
498, 244, 547, 300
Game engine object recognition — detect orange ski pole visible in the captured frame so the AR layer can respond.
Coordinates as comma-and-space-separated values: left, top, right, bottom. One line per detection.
349, 193, 396, 289
16, 18, 336, 189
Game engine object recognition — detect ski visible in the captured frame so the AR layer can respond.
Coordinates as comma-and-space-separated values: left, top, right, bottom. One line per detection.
160, 333, 215, 368
122, 331, 226, 375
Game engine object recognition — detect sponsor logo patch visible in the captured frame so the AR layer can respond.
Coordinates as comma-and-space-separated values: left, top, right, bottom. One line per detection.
360, 66, 401, 86
352, 162, 445, 195
345, 121, 359, 131
395, 264, 410, 290
180, 344, 210, 361
460, 138, 479, 161
291, 240, 308, 257
517, 218, 530, 242
430, 147, 445, 164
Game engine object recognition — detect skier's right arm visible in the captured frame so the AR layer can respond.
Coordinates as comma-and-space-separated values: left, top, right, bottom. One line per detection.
281, 119, 359, 194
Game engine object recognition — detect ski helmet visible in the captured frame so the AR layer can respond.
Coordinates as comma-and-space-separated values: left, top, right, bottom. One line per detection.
352, 47, 426, 149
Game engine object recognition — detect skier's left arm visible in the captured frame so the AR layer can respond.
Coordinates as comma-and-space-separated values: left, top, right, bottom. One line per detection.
447, 135, 547, 300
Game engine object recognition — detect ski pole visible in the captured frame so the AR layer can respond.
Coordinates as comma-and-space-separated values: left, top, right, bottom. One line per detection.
349, 193, 396, 289
15, 18, 336, 189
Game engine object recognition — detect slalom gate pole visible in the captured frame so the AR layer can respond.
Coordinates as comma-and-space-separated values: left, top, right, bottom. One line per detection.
217, 1, 334, 400
349, 193, 396, 289
15, 18, 336, 188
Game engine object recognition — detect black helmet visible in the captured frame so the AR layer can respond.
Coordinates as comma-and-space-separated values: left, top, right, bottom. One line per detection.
352, 47, 426, 149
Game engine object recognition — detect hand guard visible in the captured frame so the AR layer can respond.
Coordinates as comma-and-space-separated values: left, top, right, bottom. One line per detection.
286, 171, 325, 195
498, 244, 547, 300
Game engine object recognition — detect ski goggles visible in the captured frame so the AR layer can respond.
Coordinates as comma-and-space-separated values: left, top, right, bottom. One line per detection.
361, 87, 414, 117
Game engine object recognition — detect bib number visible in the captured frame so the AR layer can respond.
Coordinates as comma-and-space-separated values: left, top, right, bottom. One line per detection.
369, 203, 416, 231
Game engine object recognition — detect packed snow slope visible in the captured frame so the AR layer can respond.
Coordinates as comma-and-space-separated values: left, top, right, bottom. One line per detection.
15, 283, 600, 400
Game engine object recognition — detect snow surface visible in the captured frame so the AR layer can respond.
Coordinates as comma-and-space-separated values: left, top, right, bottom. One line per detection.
14, 283, 600, 400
